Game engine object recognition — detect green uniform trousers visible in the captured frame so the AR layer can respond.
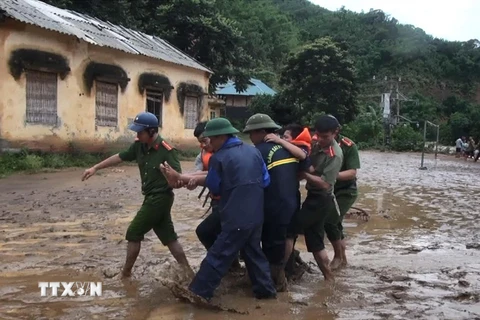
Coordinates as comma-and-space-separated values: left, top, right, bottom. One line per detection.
324, 189, 358, 242
125, 191, 178, 244
288, 192, 336, 252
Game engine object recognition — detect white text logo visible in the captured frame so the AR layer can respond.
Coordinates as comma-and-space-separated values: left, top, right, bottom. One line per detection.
38, 282, 102, 297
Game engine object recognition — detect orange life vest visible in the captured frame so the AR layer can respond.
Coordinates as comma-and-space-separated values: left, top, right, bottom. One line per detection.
201, 150, 213, 171
200, 150, 220, 200
291, 127, 312, 155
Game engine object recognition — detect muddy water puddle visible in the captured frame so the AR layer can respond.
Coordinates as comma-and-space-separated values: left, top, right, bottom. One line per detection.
1, 153, 480, 319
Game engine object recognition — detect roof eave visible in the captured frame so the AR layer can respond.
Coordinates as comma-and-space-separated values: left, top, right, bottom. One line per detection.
0, 4, 213, 74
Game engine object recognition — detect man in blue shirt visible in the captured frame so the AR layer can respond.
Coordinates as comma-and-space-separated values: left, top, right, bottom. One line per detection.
161, 118, 276, 302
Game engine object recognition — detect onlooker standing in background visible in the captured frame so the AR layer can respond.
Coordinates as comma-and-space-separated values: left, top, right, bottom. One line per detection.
465, 136, 475, 160
474, 139, 480, 162
455, 136, 465, 158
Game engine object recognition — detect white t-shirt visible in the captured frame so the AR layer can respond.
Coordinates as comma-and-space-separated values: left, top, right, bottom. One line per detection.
456, 138, 463, 148
194, 152, 203, 171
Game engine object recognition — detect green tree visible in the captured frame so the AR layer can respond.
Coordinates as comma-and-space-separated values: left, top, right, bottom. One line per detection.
391, 125, 423, 152
341, 104, 383, 148
448, 112, 470, 140
153, 0, 253, 91
42, 0, 480, 141
280, 37, 358, 124
248, 94, 274, 116
248, 93, 300, 125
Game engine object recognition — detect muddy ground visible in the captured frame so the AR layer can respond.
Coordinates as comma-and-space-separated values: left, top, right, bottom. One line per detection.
0, 151, 479, 320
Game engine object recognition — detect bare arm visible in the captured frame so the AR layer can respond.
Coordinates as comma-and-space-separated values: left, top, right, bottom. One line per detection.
170, 172, 207, 189
178, 172, 207, 184
191, 175, 207, 186
298, 165, 315, 181
300, 153, 342, 190
94, 154, 123, 170
160, 162, 207, 188
82, 154, 123, 181
265, 134, 306, 160
337, 169, 357, 181
276, 139, 307, 160
300, 171, 330, 190
189, 171, 209, 176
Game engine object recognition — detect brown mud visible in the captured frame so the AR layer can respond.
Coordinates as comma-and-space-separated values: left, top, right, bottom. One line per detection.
1, 152, 480, 320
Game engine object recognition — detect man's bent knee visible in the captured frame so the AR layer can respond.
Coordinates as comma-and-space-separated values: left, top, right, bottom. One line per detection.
125, 228, 146, 242
156, 232, 178, 246
304, 231, 326, 253
153, 222, 178, 246
324, 223, 342, 243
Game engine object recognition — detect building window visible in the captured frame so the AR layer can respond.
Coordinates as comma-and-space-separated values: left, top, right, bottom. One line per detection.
25, 70, 58, 125
95, 81, 118, 127
184, 96, 198, 129
210, 110, 216, 119
146, 90, 163, 127
219, 108, 226, 118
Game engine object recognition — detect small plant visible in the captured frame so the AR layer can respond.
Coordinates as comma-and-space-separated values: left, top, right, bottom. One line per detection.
0, 150, 106, 178
18, 154, 44, 171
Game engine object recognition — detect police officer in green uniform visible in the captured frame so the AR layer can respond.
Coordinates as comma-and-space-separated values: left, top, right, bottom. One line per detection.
324, 115, 360, 270
285, 115, 343, 282
81, 112, 192, 278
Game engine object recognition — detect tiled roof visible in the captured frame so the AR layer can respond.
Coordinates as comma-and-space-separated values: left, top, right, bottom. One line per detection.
215, 78, 276, 96
0, 0, 212, 73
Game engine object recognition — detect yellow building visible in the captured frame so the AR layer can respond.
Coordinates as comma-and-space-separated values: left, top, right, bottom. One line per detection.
0, 0, 212, 152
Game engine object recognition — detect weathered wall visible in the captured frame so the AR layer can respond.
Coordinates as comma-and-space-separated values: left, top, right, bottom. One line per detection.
0, 19, 210, 152
224, 95, 252, 108
208, 106, 225, 119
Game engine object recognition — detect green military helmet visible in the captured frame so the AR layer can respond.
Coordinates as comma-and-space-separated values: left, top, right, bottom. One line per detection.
243, 113, 281, 133
202, 117, 239, 137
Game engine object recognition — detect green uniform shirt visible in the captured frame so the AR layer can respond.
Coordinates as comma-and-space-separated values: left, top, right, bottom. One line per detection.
335, 135, 361, 191
306, 139, 343, 195
118, 136, 182, 196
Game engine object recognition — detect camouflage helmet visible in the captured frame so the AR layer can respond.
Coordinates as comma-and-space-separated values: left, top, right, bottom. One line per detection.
243, 113, 281, 133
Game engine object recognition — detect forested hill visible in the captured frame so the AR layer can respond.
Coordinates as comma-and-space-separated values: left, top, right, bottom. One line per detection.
41, 0, 480, 144
43, 0, 480, 99
225, 0, 480, 96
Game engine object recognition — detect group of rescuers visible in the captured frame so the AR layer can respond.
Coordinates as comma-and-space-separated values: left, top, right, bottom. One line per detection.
82, 111, 361, 302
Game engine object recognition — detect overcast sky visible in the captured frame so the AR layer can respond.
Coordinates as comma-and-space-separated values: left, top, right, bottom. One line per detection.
310, 0, 479, 42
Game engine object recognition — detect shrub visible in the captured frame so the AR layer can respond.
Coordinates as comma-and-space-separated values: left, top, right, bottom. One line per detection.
391, 124, 424, 152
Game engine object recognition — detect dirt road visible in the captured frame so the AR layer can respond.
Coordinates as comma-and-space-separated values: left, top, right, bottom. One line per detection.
0, 151, 479, 319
